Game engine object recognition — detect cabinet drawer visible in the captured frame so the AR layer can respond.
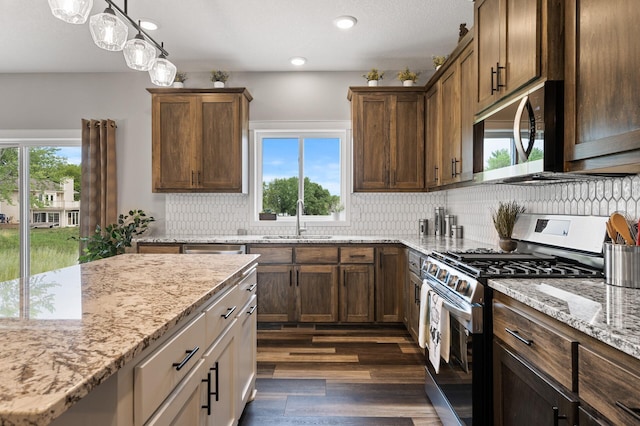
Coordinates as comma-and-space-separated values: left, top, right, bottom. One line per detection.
134, 313, 205, 425
137, 243, 182, 254
408, 250, 422, 275
249, 246, 293, 264
295, 246, 339, 263
340, 247, 374, 263
238, 267, 257, 310
579, 345, 640, 425
493, 299, 577, 391
205, 285, 241, 346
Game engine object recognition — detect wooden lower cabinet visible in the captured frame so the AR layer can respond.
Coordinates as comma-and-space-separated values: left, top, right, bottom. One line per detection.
137, 243, 182, 253
340, 264, 374, 322
376, 246, 405, 322
406, 269, 422, 342
255, 265, 294, 322
493, 341, 578, 426
297, 265, 339, 322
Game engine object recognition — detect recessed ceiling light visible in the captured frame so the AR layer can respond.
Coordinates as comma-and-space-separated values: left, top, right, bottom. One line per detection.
334, 16, 357, 30
290, 57, 307, 66
139, 19, 159, 31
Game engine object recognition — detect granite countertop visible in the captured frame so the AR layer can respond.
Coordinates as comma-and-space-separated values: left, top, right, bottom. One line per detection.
489, 278, 640, 360
0, 253, 259, 426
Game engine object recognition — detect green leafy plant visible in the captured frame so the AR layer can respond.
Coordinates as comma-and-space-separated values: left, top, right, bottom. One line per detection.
397, 67, 421, 82
210, 70, 230, 82
75, 209, 155, 263
174, 71, 188, 83
363, 68, 384, 81
432, 55, 447, 69
491, 201, 525, 239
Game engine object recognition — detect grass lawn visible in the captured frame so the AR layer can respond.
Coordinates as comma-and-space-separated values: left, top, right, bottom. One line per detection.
0, 227, 80, 282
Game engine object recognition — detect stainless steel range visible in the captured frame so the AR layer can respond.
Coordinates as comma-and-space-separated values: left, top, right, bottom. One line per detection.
421, 214, 609, 425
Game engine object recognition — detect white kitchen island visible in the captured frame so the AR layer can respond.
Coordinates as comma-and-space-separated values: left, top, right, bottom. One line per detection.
0, 253, 259, 426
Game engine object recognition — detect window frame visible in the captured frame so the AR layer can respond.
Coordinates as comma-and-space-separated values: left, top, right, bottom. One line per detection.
250, 121, 351, 228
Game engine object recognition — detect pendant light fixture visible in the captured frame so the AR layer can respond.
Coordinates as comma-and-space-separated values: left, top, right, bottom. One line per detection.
49, 0, 176, 86
149, 48, 177, 87
123, 22, 156, 70
48, 0, 93, 24
89, 4, 128, 51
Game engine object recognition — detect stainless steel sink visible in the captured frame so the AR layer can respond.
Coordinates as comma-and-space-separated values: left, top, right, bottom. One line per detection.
262, 235, 333, 240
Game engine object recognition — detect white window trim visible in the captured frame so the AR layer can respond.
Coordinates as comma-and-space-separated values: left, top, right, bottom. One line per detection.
249, 121, 352, 228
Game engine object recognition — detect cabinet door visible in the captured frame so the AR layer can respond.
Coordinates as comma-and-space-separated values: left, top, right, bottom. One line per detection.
137, 243, 182, 254
407, 271, 422, 342
376, 247, 404, 322
255, 265, 294, 322
440, 64, 461, 186
236, 295, 257, 419
391, 94, 425, 190
565, 0, 640, 172
205, 326, 237, 426
425, 83, 441, 188
199, 94, 243, 191
493, 341, 578, 426
475, 0, 501, 109
459, 43, 476, 183
503, 0, 541, 93
152, 95, 198, 191
296, 265, 338, 322
340, 264, 374, 322
353, 94, 389, 190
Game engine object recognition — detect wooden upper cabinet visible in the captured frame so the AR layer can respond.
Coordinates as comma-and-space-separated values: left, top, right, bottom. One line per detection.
564, 0, 640, 173
349, 87, 425, 192
148, 88, 251, 193
475, 0, 562, 113
425, 33, 474, 189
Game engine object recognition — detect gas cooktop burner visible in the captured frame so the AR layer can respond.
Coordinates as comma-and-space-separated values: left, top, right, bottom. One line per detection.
430, 250, 604, 279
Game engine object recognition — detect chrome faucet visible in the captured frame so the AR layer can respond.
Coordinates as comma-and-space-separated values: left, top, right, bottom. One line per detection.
296, 199, 306, 236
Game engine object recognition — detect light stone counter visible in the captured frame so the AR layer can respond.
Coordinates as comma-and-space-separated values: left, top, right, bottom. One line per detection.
489, 278, 640, 360
0, 253, 259, 426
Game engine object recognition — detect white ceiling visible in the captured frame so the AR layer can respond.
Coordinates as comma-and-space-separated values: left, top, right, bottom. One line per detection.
1, 0, 474, 74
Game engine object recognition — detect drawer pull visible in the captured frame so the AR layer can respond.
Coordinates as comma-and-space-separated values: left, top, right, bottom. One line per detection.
552, 406, 567, 426
247, 283, 257, 292
201, 371, 212, 415
616, 401, 640, 421
349, 254, 367, 258
172, 346, 199, 371
222, 306, 237, 319
505, 328, 533, 346
247, 305, 257, 315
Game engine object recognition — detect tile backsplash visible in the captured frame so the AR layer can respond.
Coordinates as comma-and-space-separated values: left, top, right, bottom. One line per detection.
166, 175, 640, 246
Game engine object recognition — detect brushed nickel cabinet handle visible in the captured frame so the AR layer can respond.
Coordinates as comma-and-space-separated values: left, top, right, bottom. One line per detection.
222, 306, 237, 319
616, 401, 640, 421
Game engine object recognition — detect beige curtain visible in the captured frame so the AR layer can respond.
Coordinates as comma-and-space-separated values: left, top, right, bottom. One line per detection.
80, 119, 118, 238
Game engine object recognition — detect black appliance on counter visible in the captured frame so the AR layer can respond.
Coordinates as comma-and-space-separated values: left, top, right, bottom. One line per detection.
421, 214, 608, 425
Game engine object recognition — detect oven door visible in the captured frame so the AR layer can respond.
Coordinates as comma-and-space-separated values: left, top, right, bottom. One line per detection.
423, 279, 492, 425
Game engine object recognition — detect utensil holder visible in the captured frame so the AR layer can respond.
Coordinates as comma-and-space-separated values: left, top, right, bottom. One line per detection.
604, 242, 640, 288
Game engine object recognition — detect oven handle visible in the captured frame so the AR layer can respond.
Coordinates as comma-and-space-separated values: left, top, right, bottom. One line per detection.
422, 279, 472, 323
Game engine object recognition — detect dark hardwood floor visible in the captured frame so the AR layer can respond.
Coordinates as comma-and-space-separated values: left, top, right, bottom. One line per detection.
239, 323, 442, 426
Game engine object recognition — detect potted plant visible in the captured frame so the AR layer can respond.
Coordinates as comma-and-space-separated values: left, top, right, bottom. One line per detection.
211, 70, 230, 88
397, 67, 421, 86
329, 200, 344, 220
491, 201, 525, 252
75, 209, 155, 263
173, 71, 187, 88
259, 210, 277, 221
363, 68, 384, 86
432, 55, 447, 71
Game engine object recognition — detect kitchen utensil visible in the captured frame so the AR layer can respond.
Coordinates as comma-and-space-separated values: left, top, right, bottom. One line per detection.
605, 220, 617, 243
610, 212, 634, 245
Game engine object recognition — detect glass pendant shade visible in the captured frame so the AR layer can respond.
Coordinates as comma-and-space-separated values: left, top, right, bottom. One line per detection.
149, 55, 177, 86
89, 7, 128, 51
123, 34, 156, 71
48, 0, 93, 24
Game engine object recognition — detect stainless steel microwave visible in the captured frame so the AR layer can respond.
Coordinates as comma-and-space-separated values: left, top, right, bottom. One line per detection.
473, 80, 564, 183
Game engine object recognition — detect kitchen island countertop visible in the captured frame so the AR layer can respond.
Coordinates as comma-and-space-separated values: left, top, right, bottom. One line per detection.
489, 277, 640, 361
0, 253, 259, 426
